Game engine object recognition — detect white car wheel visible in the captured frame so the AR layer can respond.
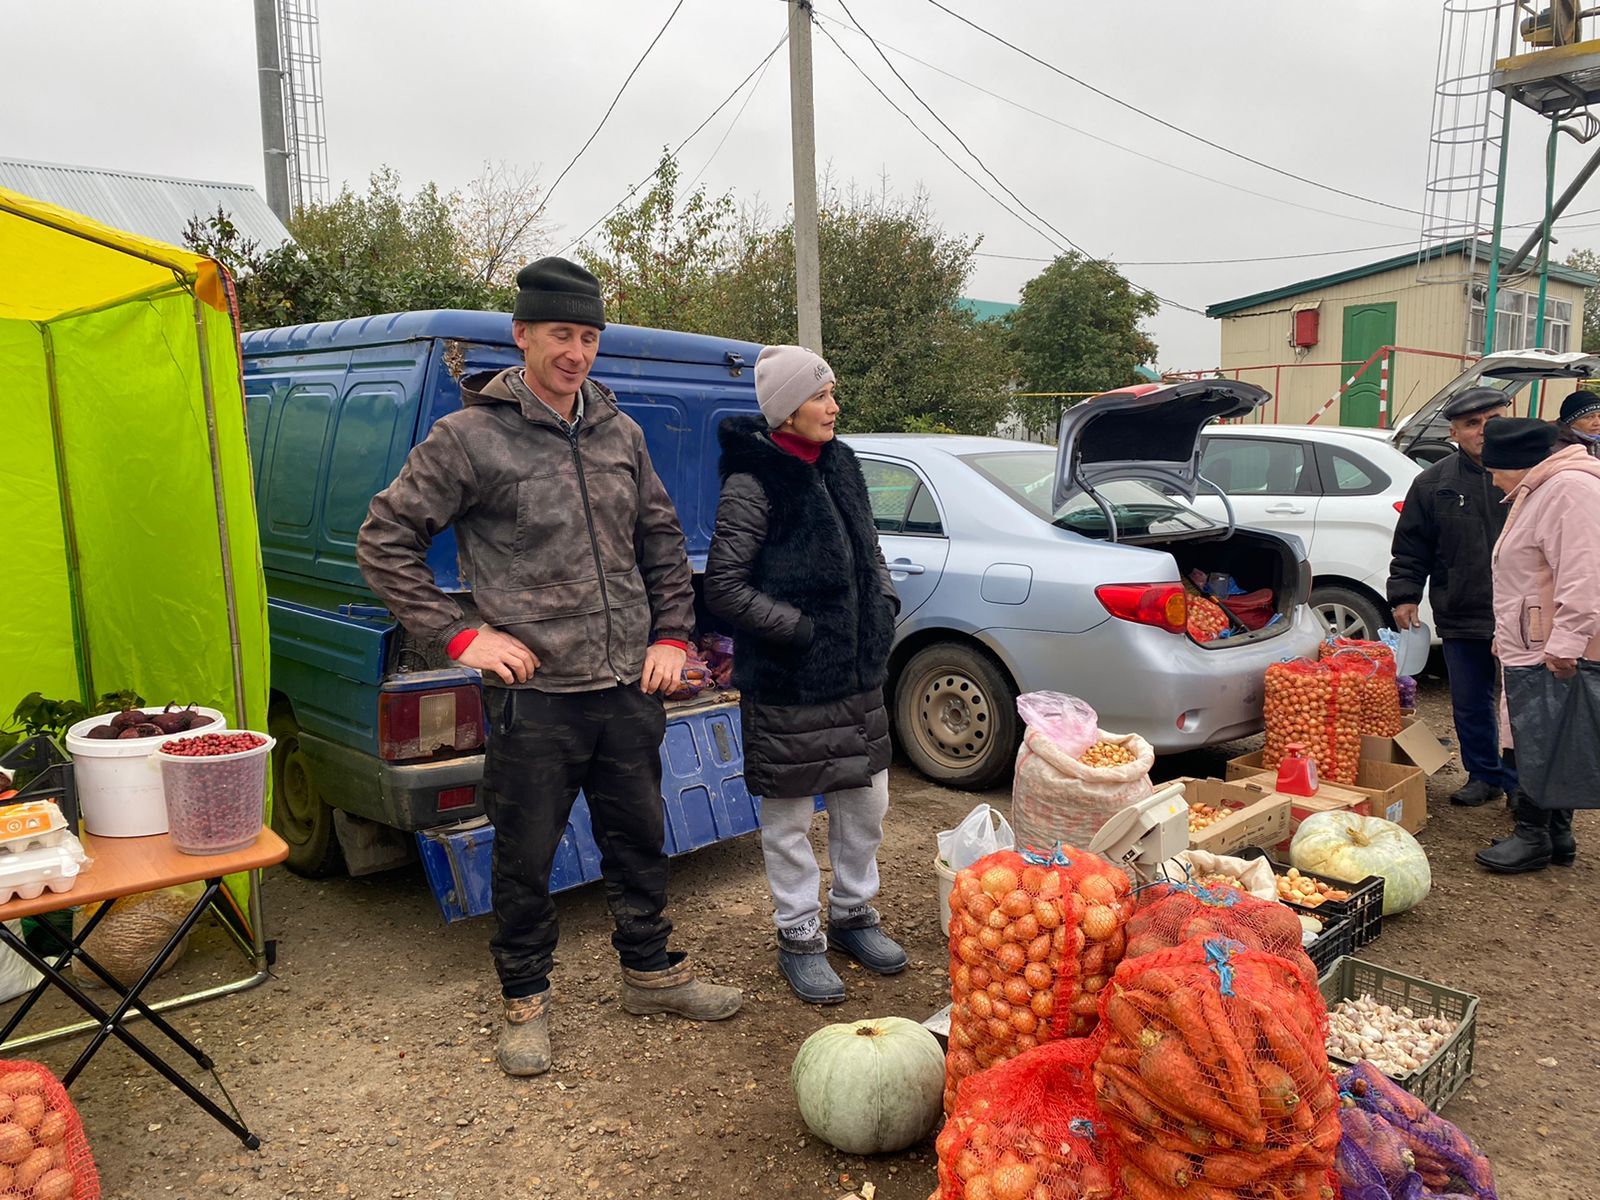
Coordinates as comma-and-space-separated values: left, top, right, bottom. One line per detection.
1311, 586, 1387, 643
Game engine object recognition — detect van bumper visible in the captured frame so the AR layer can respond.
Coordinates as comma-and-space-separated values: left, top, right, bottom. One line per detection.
298, 731, 484, 830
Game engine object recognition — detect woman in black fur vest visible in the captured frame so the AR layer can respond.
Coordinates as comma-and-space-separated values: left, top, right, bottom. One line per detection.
703, 345, 906, 1004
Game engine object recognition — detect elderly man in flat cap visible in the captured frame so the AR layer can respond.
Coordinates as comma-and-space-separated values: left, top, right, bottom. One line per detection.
358, 257, 741, 1078
1387, 387, 1517, 808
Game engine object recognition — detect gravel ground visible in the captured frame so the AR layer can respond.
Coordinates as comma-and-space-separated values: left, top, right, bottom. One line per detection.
6, 674, 1594, 1199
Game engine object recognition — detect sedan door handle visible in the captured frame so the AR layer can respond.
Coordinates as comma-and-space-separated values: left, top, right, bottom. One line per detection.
1265, 503, 1306, 514
889, 559, 926, 575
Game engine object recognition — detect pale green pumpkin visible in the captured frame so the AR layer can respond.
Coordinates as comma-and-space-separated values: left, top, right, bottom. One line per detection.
790, 1017, 945, 1155
1290, 811, 1431, 915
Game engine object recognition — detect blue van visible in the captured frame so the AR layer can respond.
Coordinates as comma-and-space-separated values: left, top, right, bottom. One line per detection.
239, 310, 765, 920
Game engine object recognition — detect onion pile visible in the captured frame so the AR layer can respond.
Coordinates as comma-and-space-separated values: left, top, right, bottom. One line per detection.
945, 852, 1134, 1112
1321, 641, 1403, 738
1077, 741, 1137, 769
1263, 659, 1362, 784
1186, 593, 1229, 643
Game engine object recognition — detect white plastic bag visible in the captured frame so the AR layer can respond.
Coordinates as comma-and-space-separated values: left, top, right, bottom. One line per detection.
1012, 726, 1155, 852
0, 921, 41, 1003
1163, 849, 1277, 901
936, 803, 1015, 872
1015, 691, 1099, 759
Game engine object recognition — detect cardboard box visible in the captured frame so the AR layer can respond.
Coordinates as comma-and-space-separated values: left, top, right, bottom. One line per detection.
1226, 751, 1429, 835
1228, 771, 1372, 854
1176, 776, 1291, 855
1361, 716, 1452, 777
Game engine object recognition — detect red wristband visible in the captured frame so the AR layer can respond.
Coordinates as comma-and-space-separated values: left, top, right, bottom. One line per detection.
446, 628, 480, 660
655, 639, 689, 650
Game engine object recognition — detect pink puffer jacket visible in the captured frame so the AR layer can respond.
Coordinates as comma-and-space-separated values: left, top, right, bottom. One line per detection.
1491, 444, 1600, 668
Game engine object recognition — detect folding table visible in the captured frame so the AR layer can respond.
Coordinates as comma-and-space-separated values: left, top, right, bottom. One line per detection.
0, 828, 288, 1148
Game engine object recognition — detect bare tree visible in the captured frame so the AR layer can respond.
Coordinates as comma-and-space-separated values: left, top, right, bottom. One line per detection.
454, 160, 552, 288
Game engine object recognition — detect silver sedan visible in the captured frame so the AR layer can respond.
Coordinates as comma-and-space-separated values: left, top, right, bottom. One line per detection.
845, 385, 1323, 790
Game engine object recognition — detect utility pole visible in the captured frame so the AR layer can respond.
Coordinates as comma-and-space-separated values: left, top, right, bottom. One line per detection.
253, 0, 292, 223
788, 0, 823, 353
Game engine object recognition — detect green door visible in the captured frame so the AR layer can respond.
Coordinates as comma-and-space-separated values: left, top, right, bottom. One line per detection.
1339, 301, 1397, 427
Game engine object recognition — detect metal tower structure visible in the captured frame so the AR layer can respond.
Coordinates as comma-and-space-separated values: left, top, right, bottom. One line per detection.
278, 0, 330, 213
253, 0, 329, 221
1417, 1, 1512, 288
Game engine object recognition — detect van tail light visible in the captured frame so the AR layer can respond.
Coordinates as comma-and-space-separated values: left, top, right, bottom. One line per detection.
1095, 583, 1188, 634
1393, 500, 1405, 513
378, 682, 484, 762
436, 786, 477, 812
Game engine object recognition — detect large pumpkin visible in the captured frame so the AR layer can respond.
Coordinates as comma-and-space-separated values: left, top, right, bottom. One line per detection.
791, 1017, 944, 1154
1290, 811, 1431, 915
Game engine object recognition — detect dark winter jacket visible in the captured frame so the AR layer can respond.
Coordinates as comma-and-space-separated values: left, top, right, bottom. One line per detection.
1387, 449, 1508, 640
356, 368, 695, 691
703, 416, 899, 798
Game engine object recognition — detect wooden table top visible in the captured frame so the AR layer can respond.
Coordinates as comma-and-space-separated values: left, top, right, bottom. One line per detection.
0, 828, 288, 922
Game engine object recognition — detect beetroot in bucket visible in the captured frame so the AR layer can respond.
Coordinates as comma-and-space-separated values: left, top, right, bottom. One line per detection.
154, 732, 275, 855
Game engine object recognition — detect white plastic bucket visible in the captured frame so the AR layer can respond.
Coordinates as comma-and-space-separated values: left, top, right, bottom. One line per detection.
935, 852, 957, 937
64, 708, 226, 837
154, 733, 275, 856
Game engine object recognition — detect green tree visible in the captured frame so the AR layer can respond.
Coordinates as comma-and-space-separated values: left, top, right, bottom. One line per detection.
578, 151, 741, 332
184, 168, 509, 329
1565, 247, 1600, 353
1006, 252, 1159, 438
708, 184, 1014, 435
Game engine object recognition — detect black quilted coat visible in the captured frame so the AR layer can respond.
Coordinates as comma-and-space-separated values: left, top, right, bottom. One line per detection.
703, 416, 899, 798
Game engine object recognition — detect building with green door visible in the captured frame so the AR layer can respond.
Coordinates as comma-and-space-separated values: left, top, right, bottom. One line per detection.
1206, 240, 1594, 426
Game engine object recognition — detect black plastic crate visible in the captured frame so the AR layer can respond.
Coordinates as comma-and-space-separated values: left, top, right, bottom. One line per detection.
1302, 910, 1355, 974
1239, 847, 1385, 948
0, 735, 79, 830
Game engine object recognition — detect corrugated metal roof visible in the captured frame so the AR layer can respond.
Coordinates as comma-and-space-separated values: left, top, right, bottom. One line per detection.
0, 157, 291, 251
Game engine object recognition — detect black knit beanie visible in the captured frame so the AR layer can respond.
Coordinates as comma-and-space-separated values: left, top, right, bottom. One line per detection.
512, 257, 606, 328
1558, 389, 1600, 425
1482, 417, 1558, 469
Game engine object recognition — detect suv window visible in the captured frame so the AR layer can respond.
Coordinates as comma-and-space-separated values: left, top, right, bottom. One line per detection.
861, 459, 944, 535
1315, 443, 1390, 496
1199, 437, 1309, 495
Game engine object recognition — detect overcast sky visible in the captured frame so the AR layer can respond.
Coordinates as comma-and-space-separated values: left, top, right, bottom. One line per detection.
8, 0, 1600, 368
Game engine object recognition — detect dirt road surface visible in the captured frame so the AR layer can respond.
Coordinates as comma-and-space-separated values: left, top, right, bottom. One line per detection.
10, 678, 1595, 1199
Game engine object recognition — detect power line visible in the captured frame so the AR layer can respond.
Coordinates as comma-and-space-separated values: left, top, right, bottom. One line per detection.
812, 11, 1419, 234
825, 0, 1206, 314
557, 31, 790, 257
922, 0, 1428, 219
540, 0, 686, 213
686, 38, 779, 193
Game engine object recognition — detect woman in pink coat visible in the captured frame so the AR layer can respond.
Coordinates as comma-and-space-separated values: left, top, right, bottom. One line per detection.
1478, 418, 1600, 873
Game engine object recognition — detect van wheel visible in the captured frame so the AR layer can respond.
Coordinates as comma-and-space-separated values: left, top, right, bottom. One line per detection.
894, 643, 1018, 792
269, 708, 345, 878
1311, 586, 1387, 642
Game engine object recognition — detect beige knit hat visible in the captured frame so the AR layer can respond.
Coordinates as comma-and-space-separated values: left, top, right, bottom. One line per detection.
754, 345, 835, 428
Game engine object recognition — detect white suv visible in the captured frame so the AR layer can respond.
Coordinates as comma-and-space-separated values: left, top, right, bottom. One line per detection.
1193, 425, 1424, 641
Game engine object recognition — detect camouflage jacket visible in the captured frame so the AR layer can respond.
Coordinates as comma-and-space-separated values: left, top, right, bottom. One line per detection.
356, 367, 694, 691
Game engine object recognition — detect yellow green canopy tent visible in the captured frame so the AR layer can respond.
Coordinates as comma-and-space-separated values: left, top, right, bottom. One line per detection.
0, 187, 272, 1013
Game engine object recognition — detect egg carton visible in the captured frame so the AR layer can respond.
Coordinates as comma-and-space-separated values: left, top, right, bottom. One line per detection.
0, 838, 90, 905
0, 801, 72, 855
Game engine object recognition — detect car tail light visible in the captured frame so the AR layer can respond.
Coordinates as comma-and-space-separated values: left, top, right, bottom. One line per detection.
378, 684, 485, 762
1393, 500, 1405, 513
437, 786, 477, 812
1095, 583, 1188, 634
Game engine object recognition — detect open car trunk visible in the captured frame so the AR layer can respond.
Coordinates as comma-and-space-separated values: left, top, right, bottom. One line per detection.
1156, 528, 1304, 647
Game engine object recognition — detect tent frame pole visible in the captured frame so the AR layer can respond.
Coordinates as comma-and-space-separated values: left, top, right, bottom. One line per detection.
38, 324, 95, 703
190, 293, 250, 732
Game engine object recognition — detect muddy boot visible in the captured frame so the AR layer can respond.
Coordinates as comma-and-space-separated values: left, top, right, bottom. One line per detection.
496, 992, 551, 1077
777, 932, 846, 1005
1476, 801, 1552, 874
1550, 809, 1577, 866
620, 953, 742, 1021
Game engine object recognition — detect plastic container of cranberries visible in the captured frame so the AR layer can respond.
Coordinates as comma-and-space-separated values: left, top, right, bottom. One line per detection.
153, 732, 276, 856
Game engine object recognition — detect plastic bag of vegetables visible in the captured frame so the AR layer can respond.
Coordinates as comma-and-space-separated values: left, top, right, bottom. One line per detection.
1092, 938, 1340, 1200
1263, 658, 1364, 784
1012, 692, 1155, 852
935, 1039, 1117, 1200
1337, 1106, 1424, 1200
1121, 881, 1318, 985
944, 847, 1134, 1112
0, 1059, 100, 1199
1322, 642, 1404, 739
1341, 1063, 1497, 1199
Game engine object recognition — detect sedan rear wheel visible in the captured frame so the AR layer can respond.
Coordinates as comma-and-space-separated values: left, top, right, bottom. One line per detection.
1310, 585, 1387, 643
893, 642, 1018, 791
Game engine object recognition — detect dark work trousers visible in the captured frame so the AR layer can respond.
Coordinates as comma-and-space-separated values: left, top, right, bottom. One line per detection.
1441, 637, 1518, 792
481, 684, 672, 999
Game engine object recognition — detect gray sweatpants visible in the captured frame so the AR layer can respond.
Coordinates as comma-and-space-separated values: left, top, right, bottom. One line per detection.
759, 770, 890, 941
